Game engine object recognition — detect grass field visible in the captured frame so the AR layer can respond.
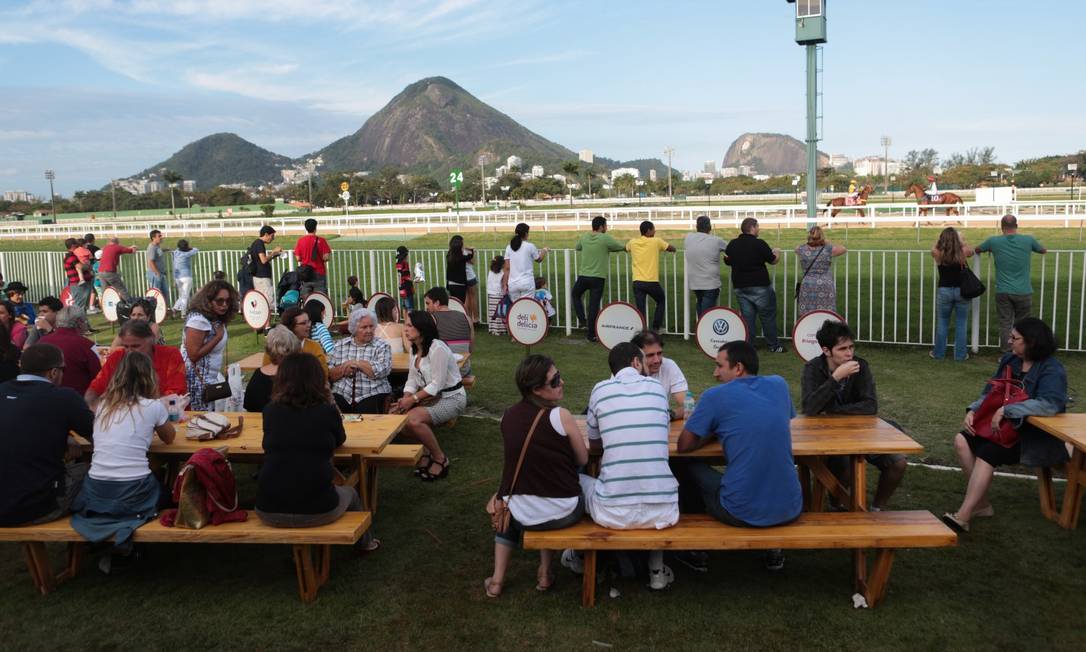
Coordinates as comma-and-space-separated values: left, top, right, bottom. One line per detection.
1, 315, 1084, 650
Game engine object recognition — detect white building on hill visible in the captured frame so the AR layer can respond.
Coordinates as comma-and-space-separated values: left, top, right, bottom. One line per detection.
507, 155, 523, 170
610, 167, 640, 181
853, 156, 903, 176
531, 165, 544, 178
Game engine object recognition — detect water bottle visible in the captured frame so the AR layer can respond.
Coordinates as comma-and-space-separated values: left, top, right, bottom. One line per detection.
683, 391, 696, 418
167, 398, 181, 423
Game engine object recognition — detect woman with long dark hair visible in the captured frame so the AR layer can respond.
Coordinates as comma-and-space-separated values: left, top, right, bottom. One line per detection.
502, 223, 548, 302
390, 310, 465, 481
181, 280, 238, 410
303, 298, 334, 354
445, 235, 474, 304
931, 227, 976, 361
943, 317, 1068, 532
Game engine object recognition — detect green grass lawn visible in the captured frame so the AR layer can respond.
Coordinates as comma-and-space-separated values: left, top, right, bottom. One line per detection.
1, 317, 1084, 650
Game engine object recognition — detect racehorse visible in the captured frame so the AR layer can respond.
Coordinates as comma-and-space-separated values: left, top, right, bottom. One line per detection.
822, 184, 873, 218
905, 183, 962, 216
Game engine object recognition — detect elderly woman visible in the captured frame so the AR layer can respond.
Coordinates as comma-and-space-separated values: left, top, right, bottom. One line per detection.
943, 317, 1069, 533
182, 280, 238, 411
329, 308, 392, 414
264, 306, 328, 374
244, 325, 300, 413
390, 311, 466, 481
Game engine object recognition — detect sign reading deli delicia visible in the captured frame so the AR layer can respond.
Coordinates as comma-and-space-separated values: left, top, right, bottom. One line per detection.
507, 297, 548, 346
595, 301, 646, 350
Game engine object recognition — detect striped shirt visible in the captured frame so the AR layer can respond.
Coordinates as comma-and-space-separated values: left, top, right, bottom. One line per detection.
586, 367, 678, 506
310, 322, 335, 354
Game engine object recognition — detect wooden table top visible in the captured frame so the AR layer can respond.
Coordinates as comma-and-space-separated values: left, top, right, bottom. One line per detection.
238, 350, 465, 374
77, 412, 406, 457
575, 415, 923, 458
1027, 414, 1086, 450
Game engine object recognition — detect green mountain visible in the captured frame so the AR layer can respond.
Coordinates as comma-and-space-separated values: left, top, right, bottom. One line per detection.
134, 133, 292, 189
309, 77, 576, 177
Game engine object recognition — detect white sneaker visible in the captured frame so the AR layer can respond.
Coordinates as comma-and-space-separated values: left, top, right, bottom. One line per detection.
648, 564, 675, 591
560, 549, 584, 575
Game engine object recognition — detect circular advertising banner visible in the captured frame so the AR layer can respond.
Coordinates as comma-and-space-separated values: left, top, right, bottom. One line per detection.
242, 290, 272, 330
594, 301, 645, 350
792, 310, 846, 361
506, 297, 548, 346
59, 287, 73, 306
307, 291, 335, 328
101, 287, 122, 323
366, 292, 392, 309
694, 307, 749, 359
143, 288, 167, 323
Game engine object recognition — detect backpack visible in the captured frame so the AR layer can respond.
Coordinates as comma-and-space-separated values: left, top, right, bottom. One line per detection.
159, 448, 247, 529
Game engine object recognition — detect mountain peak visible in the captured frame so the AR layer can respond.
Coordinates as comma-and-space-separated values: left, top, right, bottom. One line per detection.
134, 132, 291, 189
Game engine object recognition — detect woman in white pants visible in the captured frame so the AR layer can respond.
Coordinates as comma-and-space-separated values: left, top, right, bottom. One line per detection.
172, 239, 199, 314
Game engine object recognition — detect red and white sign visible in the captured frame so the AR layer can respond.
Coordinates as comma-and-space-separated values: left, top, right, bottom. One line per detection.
448, 296, 468, 319
595, 301, 645, 350
242, 290, 272, 330
367, 292, 393, 308
59, 287, 73, 306
792, 310, 845, 361
144, 288, 167, 323
694, 307, 748, 359
306, 291, 335, 328
506, 297, 548, 346
101, 287, 122, 323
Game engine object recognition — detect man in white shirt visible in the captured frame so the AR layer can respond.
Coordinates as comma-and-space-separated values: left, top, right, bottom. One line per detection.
683, 216, 728, 317
631, 330, 689, 420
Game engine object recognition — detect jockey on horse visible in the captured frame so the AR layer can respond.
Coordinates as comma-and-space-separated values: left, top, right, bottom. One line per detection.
923, 175, 941, 203
846, 179, 860, 206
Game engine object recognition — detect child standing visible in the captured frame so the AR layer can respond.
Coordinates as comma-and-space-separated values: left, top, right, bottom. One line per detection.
396, 246, 415, 312
534, 276, 556, 320
486, 256, 507, 336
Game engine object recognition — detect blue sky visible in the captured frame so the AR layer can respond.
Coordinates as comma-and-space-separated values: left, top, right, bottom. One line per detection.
1, 0, 1082, 195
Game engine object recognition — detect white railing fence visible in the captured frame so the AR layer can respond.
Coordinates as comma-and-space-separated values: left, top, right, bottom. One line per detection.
1, 248, 1083, 352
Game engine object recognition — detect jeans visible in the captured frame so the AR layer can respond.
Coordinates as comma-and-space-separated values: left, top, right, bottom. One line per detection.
685, 462, 752, 527
97, 271, 130, 301
995, 293, 1032, 352
68, 283, 92, 311
633, 280, 666, 330
933, 286, 970, 360
571, 275, 605, 338
735, 285, 779, 348
146, 271, 170, 305
257, 485, 375, 548
693, 288, 720, 317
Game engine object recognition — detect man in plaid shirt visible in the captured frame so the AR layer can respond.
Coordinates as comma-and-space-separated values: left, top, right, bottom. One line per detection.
328, 308, 392, 413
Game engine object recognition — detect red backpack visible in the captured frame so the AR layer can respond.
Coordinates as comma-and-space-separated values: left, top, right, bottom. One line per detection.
159, 448, 248, 528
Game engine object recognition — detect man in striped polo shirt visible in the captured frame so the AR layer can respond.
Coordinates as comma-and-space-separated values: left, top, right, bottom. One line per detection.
579, 341, 679, 591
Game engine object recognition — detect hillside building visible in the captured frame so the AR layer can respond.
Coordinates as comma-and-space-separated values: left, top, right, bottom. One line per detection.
531, 165, 544, 178
610, 167, 640, 181
506, 155, 523, 170
853, 156, 903, 177
2, 190, 32, 202
829, 153, 851, 169
649, 169, 657, 182
721, 167, 738, 178
579, 149, 594, 164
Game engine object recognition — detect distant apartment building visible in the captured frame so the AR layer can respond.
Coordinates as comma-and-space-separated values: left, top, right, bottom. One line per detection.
2, 190, 32, 202
737, 165, 753, 177
720, 167, 739, 178
579, 149, 594, 164
649, 169, 657, 182
610, 167, 640, 181
146, 180, 165, 193
182, 180, 196, 192
703, 160, 717, 176
829, 153, 851, 169
551, 174, 566, 184
506, 155, 523, 170
495, 165, 508, 177
853, 156, 903, 176
484, 177, 498, 190
531, 165, 544, 178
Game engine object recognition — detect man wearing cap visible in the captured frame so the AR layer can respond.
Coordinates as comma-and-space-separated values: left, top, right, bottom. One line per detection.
249, 225, 283, 307
846, 179, 859, 204
4, 282, 36, 322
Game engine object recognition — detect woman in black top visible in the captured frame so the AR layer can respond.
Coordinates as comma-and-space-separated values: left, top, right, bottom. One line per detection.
930, 227, 975, 361
445, 235, 474, 303
256, 352, 378, 550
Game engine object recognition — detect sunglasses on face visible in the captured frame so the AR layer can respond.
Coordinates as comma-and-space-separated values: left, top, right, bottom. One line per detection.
542, 371, 562, 389
212, 297, 230, 305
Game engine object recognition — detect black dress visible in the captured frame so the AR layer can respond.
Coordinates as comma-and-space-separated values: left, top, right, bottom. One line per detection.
244, 369, 274, 413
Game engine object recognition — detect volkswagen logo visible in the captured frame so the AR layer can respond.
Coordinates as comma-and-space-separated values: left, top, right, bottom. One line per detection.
712, 318, 729, 336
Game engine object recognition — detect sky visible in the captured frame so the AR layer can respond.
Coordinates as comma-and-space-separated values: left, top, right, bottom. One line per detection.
1, 0, 1083, 196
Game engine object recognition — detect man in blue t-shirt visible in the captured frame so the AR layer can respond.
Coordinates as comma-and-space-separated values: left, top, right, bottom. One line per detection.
975, 214, 1046, 351
677, 340, 802, 571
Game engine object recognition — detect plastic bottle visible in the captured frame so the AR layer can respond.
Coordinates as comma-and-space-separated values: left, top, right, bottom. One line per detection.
683, 391, 696, 418
167, 397, 181, 423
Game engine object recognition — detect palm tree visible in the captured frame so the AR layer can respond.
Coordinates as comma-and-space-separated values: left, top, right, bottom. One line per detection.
561, 161, 580, 207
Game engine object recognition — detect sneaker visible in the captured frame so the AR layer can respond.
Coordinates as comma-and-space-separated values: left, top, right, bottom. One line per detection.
86, 307, 101, 314
560, 549, 584, 575
672, 550, 709, 573
769, 345, 785, 353
648, 564, 675, 591
764, 549, 785, 572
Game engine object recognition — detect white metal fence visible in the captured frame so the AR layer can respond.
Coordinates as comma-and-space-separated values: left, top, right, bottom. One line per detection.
3, 247, 1084, 352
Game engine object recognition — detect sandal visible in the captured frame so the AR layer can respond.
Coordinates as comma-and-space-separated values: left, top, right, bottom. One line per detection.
413, 453, 432, 476
353, 537, 381, 557
418, 456, 450, 481
483, 577, 502, 598
536, 570, 556, 592
941, 512, 970, 533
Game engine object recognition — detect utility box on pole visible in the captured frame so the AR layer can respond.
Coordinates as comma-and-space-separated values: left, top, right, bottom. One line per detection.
787, 0, 826, 225
790, 0, 827, 44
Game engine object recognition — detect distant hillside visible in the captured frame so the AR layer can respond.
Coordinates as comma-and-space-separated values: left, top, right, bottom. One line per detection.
310, 77, 575, 178
594, 156, 671, 179
723, 132, 828, 176
132, 133, 291, 189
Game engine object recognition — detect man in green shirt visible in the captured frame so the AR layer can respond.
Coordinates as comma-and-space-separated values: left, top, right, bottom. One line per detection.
573, 216, 625, 342
975, 214, 1047, 351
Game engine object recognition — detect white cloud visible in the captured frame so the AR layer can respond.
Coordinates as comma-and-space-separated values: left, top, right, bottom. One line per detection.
0, 129, 55, 141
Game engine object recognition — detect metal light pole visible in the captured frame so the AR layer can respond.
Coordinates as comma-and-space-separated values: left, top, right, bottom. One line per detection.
636, 179, 645, 206
881, 135, 891, 196
705, 178, 712, 209
110, 178, 118, 218
169, 182, 177, 215
788, 0, 827, 227
44, 169, 56, 219
478, 155, 487, 205
664, 146, 674, 201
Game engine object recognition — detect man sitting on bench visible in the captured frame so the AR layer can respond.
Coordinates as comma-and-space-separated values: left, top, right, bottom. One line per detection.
677, 340, 802, 571
801, 320, 906, 511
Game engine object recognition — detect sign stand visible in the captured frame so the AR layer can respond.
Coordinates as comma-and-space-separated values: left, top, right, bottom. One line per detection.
506, 297, 548, 355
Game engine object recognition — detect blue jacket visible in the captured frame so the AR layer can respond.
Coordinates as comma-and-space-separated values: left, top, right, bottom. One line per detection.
71, 474, 160, 547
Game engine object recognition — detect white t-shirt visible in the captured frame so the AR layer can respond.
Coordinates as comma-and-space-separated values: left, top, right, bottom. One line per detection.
89, 398, 169, 481
182, 312, 227, 374
486, 270, 505, 298
504, 241, 540, 292
653, 357, 689, 398
507, 408, 580, 526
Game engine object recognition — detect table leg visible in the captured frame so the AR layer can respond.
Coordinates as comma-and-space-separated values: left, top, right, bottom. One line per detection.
798, 465, 812, 511
850, 454, 867, 594
582, 550, 597, 608
354, 455, 371, 512
1038, 467, 1057, 521
805, 457, 848, 509
1058, 449, 1085, 529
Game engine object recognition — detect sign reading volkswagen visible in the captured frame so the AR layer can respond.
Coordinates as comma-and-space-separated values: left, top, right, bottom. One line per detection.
507, 297, 548, 346
242, 290, 271, 330
694, 307, 748, 359
101, 287, 122, 323
792, 310, 845, 361
595, 301, 645, 350
308, 291, 335, 328
144, 288, 167, 323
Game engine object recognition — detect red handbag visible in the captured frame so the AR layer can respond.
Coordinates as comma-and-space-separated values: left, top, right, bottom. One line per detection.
972, 366, 1030, 448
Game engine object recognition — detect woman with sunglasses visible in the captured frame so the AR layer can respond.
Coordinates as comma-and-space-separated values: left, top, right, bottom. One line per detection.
484, 354, 587, 598
391, 311, 466, 481
181, 280, 238, 410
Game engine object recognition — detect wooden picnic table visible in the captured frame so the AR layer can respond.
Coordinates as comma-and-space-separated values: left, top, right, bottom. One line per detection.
237, 350, 468, 375
1027, 414, 1086, 529
76, 412, 406, 513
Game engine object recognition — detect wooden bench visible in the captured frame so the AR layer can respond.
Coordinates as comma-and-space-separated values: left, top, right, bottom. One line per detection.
523, 510, 956, 608
362, 444, 423, 512
0, 511, 370, 603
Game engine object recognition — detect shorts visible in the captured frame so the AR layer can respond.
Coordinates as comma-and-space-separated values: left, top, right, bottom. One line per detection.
961, 430, 1021, 467
465, 278, 478, 288
579, 474, 678, 530
866, 453, 906, 471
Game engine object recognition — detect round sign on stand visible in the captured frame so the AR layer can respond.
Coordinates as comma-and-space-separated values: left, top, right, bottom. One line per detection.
59, 287, 73, 306
143, 288, 167, 323
101, 287, 122, 323
448, 296, 469, 319
366, 292, 392, 309
506, 297, 548, 346
242, 290, 272, 331
306, 292, 335, 328
694, 307, 749, 359
792, 310, 845, 361
594, 301, 646, 350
